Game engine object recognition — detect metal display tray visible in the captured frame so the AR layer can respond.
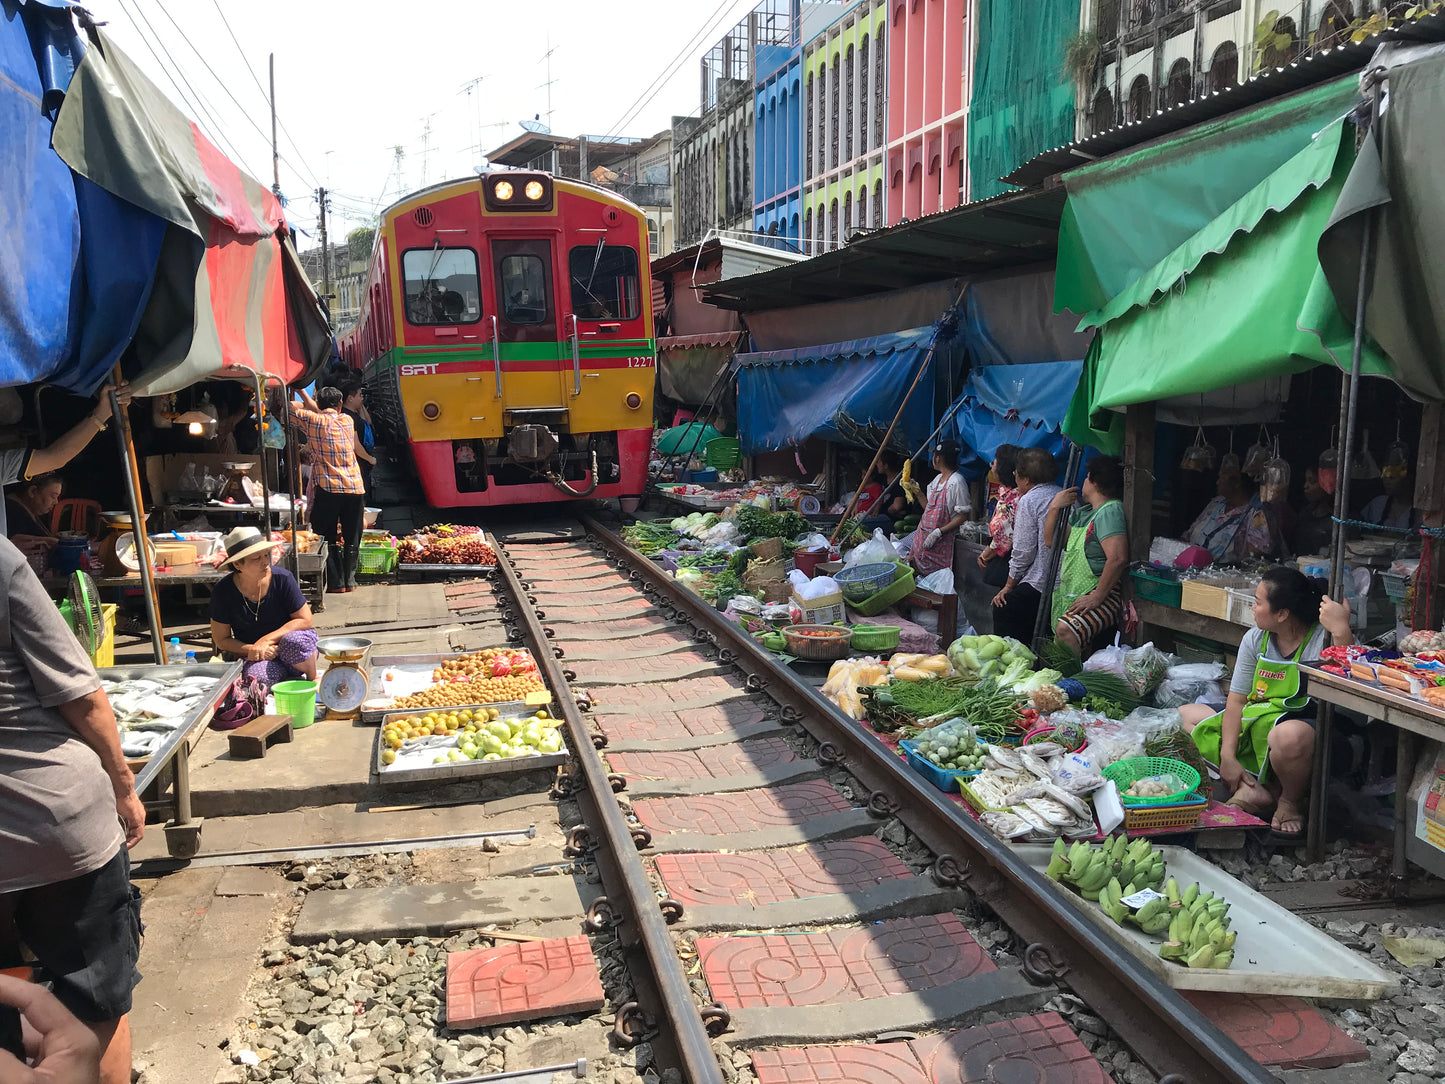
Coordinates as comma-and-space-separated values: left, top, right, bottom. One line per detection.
1014, 844, 1399, 1000
372, 709, 568, 785
362, 653, 551, 723
396, 563, 497, 577
99, 662, 241, 793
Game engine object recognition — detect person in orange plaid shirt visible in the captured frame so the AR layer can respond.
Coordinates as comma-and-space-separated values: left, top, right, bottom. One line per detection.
292, 386, 366, 593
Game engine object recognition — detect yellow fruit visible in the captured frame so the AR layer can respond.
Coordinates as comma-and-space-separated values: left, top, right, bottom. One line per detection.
381, 749, 397, 764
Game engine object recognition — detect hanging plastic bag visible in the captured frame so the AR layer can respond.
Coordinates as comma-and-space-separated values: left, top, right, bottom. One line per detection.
1219, 430, 1241, 474
1352, 429, 1380, 481
844, 528, 897, 568
1180, 427, 1217, 472
1241, 426, 1271, 477
1261, 441, 1292, 503
1318, 435, 1339, 496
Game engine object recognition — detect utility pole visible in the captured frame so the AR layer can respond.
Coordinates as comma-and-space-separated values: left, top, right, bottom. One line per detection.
317, 187, 332, 302
269, 53, 280, 195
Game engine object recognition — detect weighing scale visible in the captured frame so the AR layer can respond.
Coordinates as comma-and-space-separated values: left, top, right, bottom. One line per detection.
217, 462, 257, 505
97, 511, 152, 577
317, 636, 373, 720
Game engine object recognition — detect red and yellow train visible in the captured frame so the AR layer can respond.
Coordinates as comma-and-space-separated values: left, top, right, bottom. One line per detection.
339, 171, 655, 509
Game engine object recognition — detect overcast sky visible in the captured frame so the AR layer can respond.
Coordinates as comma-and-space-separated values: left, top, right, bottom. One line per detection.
93, 0, 763, 244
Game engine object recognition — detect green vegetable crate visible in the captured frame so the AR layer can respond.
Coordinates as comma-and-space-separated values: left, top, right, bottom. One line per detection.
901, 739, 980, 793
850, 564, 915, 617
1129, 567, 1182, 607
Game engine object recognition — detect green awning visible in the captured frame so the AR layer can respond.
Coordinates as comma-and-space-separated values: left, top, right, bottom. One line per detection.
1320, 52, 1445, 402
1062, 118, 1394, 451
1055, 76, 1362, 316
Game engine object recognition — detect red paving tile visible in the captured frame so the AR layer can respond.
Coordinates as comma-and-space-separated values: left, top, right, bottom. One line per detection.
911, 1012, 1109, 1083
558, 632, 698, 660
594, 702, 771, 741
445, 936, 604, 1029
634, 781, 853, 836
696, 914, 994, 1009
570, 651, 719, 685
530, 586, 638, 604
587, 674, 749, 714
534, 597, 655, 619
443, 580, 492, 598
550, 615, 676, 640
608, 737, 799, 780
752, 1044, 930, 1084
654, 838, 913, 907
1182, 992, 1368, 1069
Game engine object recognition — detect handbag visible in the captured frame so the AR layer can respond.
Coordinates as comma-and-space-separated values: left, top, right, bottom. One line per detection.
210, 676, 266, 731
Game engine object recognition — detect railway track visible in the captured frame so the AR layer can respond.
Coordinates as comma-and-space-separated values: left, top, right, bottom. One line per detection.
478, 518, 1280, 1084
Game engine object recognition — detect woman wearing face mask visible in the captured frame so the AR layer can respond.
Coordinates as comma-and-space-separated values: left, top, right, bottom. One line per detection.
1178, 567, 1352, 838
909, 441, 971, 578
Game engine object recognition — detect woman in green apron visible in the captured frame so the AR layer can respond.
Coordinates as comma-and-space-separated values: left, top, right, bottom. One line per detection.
1042, 456, 1129, 654
1179, 567, 1353, 838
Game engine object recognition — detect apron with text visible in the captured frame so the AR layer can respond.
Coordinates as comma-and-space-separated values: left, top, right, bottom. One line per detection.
1051, 509, 1101, 624
1190, 629, 1313, 783
911, 475, 954, 577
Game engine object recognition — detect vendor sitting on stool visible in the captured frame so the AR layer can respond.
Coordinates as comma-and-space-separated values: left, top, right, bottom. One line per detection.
209, 527, 318, 687
1178, 567, 1353, 839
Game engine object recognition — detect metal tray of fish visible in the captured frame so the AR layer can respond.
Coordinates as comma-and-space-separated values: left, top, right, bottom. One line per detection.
395, 563, 498, 577
98, 662, 241, 792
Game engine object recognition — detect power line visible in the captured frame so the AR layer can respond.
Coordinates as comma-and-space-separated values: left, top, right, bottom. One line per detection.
114, 0, 253, 172
146, 0, 319, 191
600, 0, 745, 141
206, 0, 324, 190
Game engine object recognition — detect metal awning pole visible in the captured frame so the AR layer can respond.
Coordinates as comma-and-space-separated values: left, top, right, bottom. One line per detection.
109, 375, 165, 663
1313, 71, 1384, 859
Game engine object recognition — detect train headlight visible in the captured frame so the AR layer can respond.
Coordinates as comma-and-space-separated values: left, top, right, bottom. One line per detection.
422, 401, 441, 420
625, 393, 643, 410
493, 180, 514, 202
524, 181, 544, 201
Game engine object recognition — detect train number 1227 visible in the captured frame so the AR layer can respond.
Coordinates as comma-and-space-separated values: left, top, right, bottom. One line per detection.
625, 356, 655, 368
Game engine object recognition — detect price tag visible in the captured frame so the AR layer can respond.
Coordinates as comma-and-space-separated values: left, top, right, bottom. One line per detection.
1120, 887, 1165, 909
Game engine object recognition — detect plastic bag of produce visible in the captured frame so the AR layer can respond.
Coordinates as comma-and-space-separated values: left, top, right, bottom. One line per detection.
1081, 717, 1145, 766
1081, 640, 1129, 680
913, 718, 985, 771
1123, 773, 1185, 800
797, 532, 830, 552
1122, 642, 1176, 697
1152, 662, 1227, 709
844, 528, 896, 568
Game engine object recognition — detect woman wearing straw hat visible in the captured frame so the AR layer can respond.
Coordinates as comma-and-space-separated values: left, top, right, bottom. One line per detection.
209, 527, 318, 687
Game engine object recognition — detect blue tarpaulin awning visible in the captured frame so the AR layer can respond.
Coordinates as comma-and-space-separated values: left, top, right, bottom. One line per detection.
734, 326, 940, 455
950, 359, 1082, 476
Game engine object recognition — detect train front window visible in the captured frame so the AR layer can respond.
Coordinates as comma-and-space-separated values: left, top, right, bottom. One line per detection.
499, 254, 550, 325
568, 244, 640, 321
402, 247, 481, 325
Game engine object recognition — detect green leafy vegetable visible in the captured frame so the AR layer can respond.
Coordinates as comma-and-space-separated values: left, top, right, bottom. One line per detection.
735, 505, 811, 541
1076, 670, 1141, 712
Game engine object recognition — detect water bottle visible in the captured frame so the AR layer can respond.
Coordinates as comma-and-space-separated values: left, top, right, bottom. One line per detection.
168, 637, 182, 665
185, 651, 197, 665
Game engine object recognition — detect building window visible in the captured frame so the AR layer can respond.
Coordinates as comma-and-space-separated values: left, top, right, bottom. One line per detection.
498, 254, 548, 325
1209, 42, 1238, 93
402, 247, 481, 325
844, 45, 855, 164
1127, 76, 1151, 123
804, 206, 813, 254
1091, 87, 1115, 134
1097, 0, 1120, 40
843, 191, 853, 239
646, 217, 659, 256
830, 59, 840, 169
859, 37, 870, 151
873, 33, 885, 151
569, 244, 639, 321
1165, 60, 1191, 108
1318, 1, 1353, 48
830, 198, 839, 247
1260, 15, 1300, 69
806, 72, 815, 177
873, 179, 883, 227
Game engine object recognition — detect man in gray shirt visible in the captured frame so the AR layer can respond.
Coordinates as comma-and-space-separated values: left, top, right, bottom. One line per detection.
991, 447, 1062, 643
0, 536, 144, 1084
0, 381, 131, 539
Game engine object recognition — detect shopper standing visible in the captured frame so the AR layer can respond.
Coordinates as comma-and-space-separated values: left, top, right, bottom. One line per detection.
991, 447, 1061, 642
341, 380, 376, 502
292, 386, 365, 593
0, 536, 144, 1084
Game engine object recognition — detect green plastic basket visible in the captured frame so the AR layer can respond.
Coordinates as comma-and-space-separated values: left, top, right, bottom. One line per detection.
1103, 756, 1201, 806
1129, 567, 1182, 607
849, 565, 915, 617
704, 437, 741, 470
357, 544, 398, 575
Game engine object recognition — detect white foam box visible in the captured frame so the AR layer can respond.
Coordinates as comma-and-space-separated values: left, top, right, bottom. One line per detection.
1014, 843, 1399, 1000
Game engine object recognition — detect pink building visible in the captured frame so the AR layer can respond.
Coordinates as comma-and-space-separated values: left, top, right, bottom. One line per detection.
886, 0, 970, 223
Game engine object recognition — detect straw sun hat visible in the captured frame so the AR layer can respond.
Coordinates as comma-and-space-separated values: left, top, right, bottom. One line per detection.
219, 526, 275, 568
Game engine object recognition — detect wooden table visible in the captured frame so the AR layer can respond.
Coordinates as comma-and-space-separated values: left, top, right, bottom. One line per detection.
906, 587, 957, 648
1302, 663, 1445, 878
1134, 597, 1251, 648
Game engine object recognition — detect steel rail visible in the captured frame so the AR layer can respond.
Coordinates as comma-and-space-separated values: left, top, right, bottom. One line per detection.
583, 514, 1274, 1084
490, 541, 726, 1084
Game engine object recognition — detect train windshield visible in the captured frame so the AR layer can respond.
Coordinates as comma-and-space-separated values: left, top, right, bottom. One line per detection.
402, 247, 481, 325
568, 244, 640, 322
499, 254, 551, 325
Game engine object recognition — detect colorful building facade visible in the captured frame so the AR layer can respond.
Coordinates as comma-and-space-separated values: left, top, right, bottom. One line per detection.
886, 0, 970, 221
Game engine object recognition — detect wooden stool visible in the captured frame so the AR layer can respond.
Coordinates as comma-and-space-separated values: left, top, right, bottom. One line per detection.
227, 714, 294, 759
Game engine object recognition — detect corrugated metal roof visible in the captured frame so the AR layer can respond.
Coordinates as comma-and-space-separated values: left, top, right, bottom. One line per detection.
699, 186, 1066, 312
1004, 11, 1445, 189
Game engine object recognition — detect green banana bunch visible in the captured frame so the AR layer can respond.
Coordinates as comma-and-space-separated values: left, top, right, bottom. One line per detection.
1157, 883, 1237, 968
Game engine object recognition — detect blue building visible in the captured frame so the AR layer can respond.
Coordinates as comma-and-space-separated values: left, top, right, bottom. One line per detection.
754, 17, 802, 253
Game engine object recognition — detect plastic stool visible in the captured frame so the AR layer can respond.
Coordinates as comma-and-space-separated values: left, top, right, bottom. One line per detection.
670, 408, 695, 428
50, 499, 102, 537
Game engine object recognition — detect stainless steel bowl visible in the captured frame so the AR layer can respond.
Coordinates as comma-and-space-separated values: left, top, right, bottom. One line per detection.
317, 636, 374, 661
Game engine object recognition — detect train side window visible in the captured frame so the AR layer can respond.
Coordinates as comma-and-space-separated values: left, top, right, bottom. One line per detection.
402, 247, 481, 325
498, 254, 550, 325
568, 244, 640, 321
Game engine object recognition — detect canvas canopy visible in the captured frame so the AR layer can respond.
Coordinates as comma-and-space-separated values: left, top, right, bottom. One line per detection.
950, 360, 1082, 477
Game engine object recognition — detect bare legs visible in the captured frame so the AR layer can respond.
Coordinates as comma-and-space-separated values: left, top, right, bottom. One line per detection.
1177, 704, 1313, 833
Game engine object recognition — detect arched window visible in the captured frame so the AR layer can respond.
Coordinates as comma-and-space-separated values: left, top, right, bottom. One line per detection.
859, 37, 870, 151
804, 206, 813, 254
1091, 87, 1115, 134
1209, 42, 1238, 93
829, 198, 839, 248
809, 67, 820, 177
873, 33, 885, 151
1127, 76, 1151, 122
1318, 1, 1353, 47
1260, 16, 1300, 69
873, 179, 883, 227
844, 45, 855, 164
1166, 59, 1191, 107
1097, 0, 1120, 39
830, 57, 841, 169
843, 191, 853, 239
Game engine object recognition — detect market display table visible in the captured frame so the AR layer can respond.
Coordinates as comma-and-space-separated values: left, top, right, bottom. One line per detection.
1302, 663, 1445, 878
102, 661, 241, 859
48, 545, 329, 610
1134, 598, 1251, 650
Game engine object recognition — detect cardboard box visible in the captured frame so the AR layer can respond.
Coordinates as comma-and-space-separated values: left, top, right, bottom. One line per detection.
791, 590, 846, 626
